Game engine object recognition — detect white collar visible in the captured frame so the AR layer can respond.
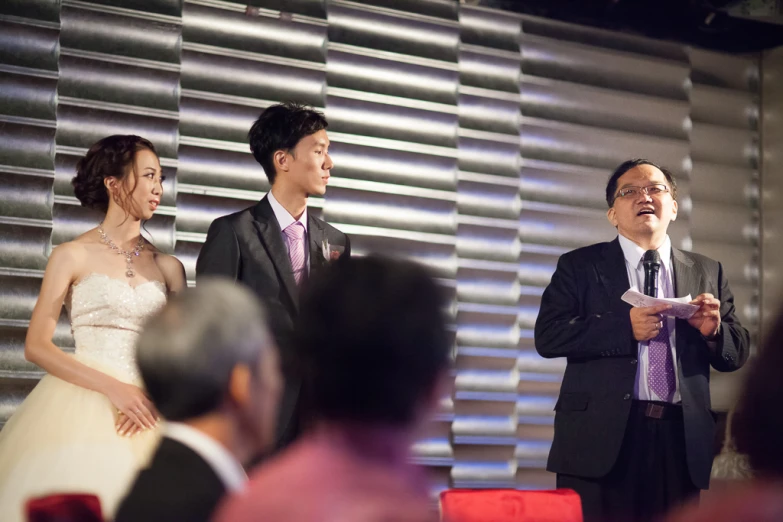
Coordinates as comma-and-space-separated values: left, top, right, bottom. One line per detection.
164, 422, 247, 493
267, 190, 308, 233
617, 233, 672, 273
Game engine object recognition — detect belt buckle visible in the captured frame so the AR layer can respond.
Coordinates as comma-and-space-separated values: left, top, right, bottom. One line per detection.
645, 403, 665, 419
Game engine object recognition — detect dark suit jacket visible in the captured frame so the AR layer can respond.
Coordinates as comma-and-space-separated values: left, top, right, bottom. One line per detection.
114, 437, 226, 522
195, 196, 350, 447
534, 238, 749, 490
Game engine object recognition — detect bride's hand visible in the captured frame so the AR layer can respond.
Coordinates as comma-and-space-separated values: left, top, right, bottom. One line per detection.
116, 413, 148, 437
104, 380, 158, 430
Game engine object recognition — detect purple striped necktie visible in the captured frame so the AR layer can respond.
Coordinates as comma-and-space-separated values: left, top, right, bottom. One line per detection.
283, 222, 306, 285
647, 269, 676, 401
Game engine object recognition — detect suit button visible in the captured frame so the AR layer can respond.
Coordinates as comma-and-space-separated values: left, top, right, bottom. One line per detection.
623, 393, 631, 400
630, 358, 638, 365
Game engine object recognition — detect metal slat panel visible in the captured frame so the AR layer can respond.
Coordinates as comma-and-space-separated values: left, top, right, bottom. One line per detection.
184, 3, 327, 63
0, 5, 60, 421
520, 117, 691, 176
1, 0, 60, 23
0, 20, 59, 71
0, 224, 51, 271
690, 121, 758, 168
690, 47, 759, 91
521, 35, 690, 100
459, 93, 520, 136
330, 142, 457, 190
60, 5, 181, 64
248, 0, 327, 19
455, 7, 525, 490
181, 49, 325, 108
78, 0, 182, 18
0, 172, 54, 221
55, 105, 179, 158
519, 160, 607, 210
460, 47, 521, 93
689, 162, 757, 207
459, 6, 520, 52
0, 122, 56, 171
327, 95, 458, 147
327, 49, 458, 104
520, 14, 687, 62
58, 55, 180, 111
0, 72, 58, 120
690, 84, 758, 130
521, 76, 690, 139
328, 1, 459, 62
177, 145, 266, 191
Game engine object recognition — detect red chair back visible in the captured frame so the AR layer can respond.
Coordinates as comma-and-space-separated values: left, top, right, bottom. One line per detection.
440, 488, 583, 522
26, 493, 103, 522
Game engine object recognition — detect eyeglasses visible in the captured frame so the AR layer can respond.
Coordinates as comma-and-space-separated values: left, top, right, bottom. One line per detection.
614, 183, 670, 200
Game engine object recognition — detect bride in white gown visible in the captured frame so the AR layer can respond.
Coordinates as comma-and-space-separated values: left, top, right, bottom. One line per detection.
0, 135, 186, 522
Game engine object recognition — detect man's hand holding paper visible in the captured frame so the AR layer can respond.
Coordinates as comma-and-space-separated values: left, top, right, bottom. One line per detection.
621, 288, 699, 319
687, 293, 722, 339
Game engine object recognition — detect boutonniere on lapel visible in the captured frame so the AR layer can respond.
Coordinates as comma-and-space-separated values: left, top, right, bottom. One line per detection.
321, 238, 343, 263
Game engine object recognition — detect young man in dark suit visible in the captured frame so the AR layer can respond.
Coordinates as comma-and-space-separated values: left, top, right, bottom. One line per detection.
535, 159, 750, 522
115, 280, 281, 522
196, 103, 350, 449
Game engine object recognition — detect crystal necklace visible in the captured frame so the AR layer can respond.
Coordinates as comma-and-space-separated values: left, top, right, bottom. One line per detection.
98, 223, 145, 278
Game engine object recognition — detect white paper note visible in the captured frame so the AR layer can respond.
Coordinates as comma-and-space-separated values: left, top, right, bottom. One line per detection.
621, 289, 699, 319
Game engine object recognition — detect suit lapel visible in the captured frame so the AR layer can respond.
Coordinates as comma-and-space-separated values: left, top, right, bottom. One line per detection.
671, 247, 701, 360
671, 247, 701, 300
252, 197, 299, 310
308, 214, 326, 275
595, 238, 632, 308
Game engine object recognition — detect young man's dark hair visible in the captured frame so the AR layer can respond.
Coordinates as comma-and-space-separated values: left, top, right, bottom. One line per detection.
248, 102, 328, 185
606, 158, 678, 207
295, 255, 452, 426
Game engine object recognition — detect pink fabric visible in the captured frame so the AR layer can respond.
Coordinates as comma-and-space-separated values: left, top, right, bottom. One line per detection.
215, 424, 436, 522
440, 489, 583, 522
283, 222, 306, 285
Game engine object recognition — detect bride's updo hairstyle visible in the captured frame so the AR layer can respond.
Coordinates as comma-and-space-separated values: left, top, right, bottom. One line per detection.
72, 135, 157, 214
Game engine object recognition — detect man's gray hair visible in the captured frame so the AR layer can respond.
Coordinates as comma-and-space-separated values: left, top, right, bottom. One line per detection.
136, 278, 272, 421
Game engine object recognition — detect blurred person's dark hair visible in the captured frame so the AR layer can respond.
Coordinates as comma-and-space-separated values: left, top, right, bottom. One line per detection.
295, 255, 451, 426
733, 314, 783, 478
248, 102, 328, 185
606, 158, 678, 207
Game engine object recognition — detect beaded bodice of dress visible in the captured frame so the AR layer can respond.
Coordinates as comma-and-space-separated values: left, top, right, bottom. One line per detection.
67, 273, 167, 383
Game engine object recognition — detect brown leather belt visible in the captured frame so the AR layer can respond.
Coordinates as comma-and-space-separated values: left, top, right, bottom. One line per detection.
634, 400, 682, 420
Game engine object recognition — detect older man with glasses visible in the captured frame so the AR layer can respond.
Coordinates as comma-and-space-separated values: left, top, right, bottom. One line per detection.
535, 159, 750, 522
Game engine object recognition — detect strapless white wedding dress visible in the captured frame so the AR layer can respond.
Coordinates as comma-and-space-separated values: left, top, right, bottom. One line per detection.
0, 274, 166, 522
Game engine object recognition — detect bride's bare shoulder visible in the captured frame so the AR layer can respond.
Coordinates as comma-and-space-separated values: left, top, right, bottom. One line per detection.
48, 230, 100, 267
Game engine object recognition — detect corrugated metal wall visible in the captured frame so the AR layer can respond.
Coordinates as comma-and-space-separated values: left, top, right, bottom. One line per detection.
0, 0, 760, 491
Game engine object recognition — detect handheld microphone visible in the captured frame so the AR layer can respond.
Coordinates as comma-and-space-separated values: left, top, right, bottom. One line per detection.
643, 250, 661, 298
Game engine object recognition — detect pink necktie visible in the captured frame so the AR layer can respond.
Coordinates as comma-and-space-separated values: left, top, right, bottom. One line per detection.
283, 222, 306, 285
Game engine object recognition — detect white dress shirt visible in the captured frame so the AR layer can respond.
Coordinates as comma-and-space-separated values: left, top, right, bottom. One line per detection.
267, 190, 309, 273
618, 234, 681, 403
164, 422, 247, 493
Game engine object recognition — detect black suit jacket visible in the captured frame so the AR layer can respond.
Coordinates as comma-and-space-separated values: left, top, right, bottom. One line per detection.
534, 238, 749, 489
195, 196, 350, 447
114, 437, 226, 522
